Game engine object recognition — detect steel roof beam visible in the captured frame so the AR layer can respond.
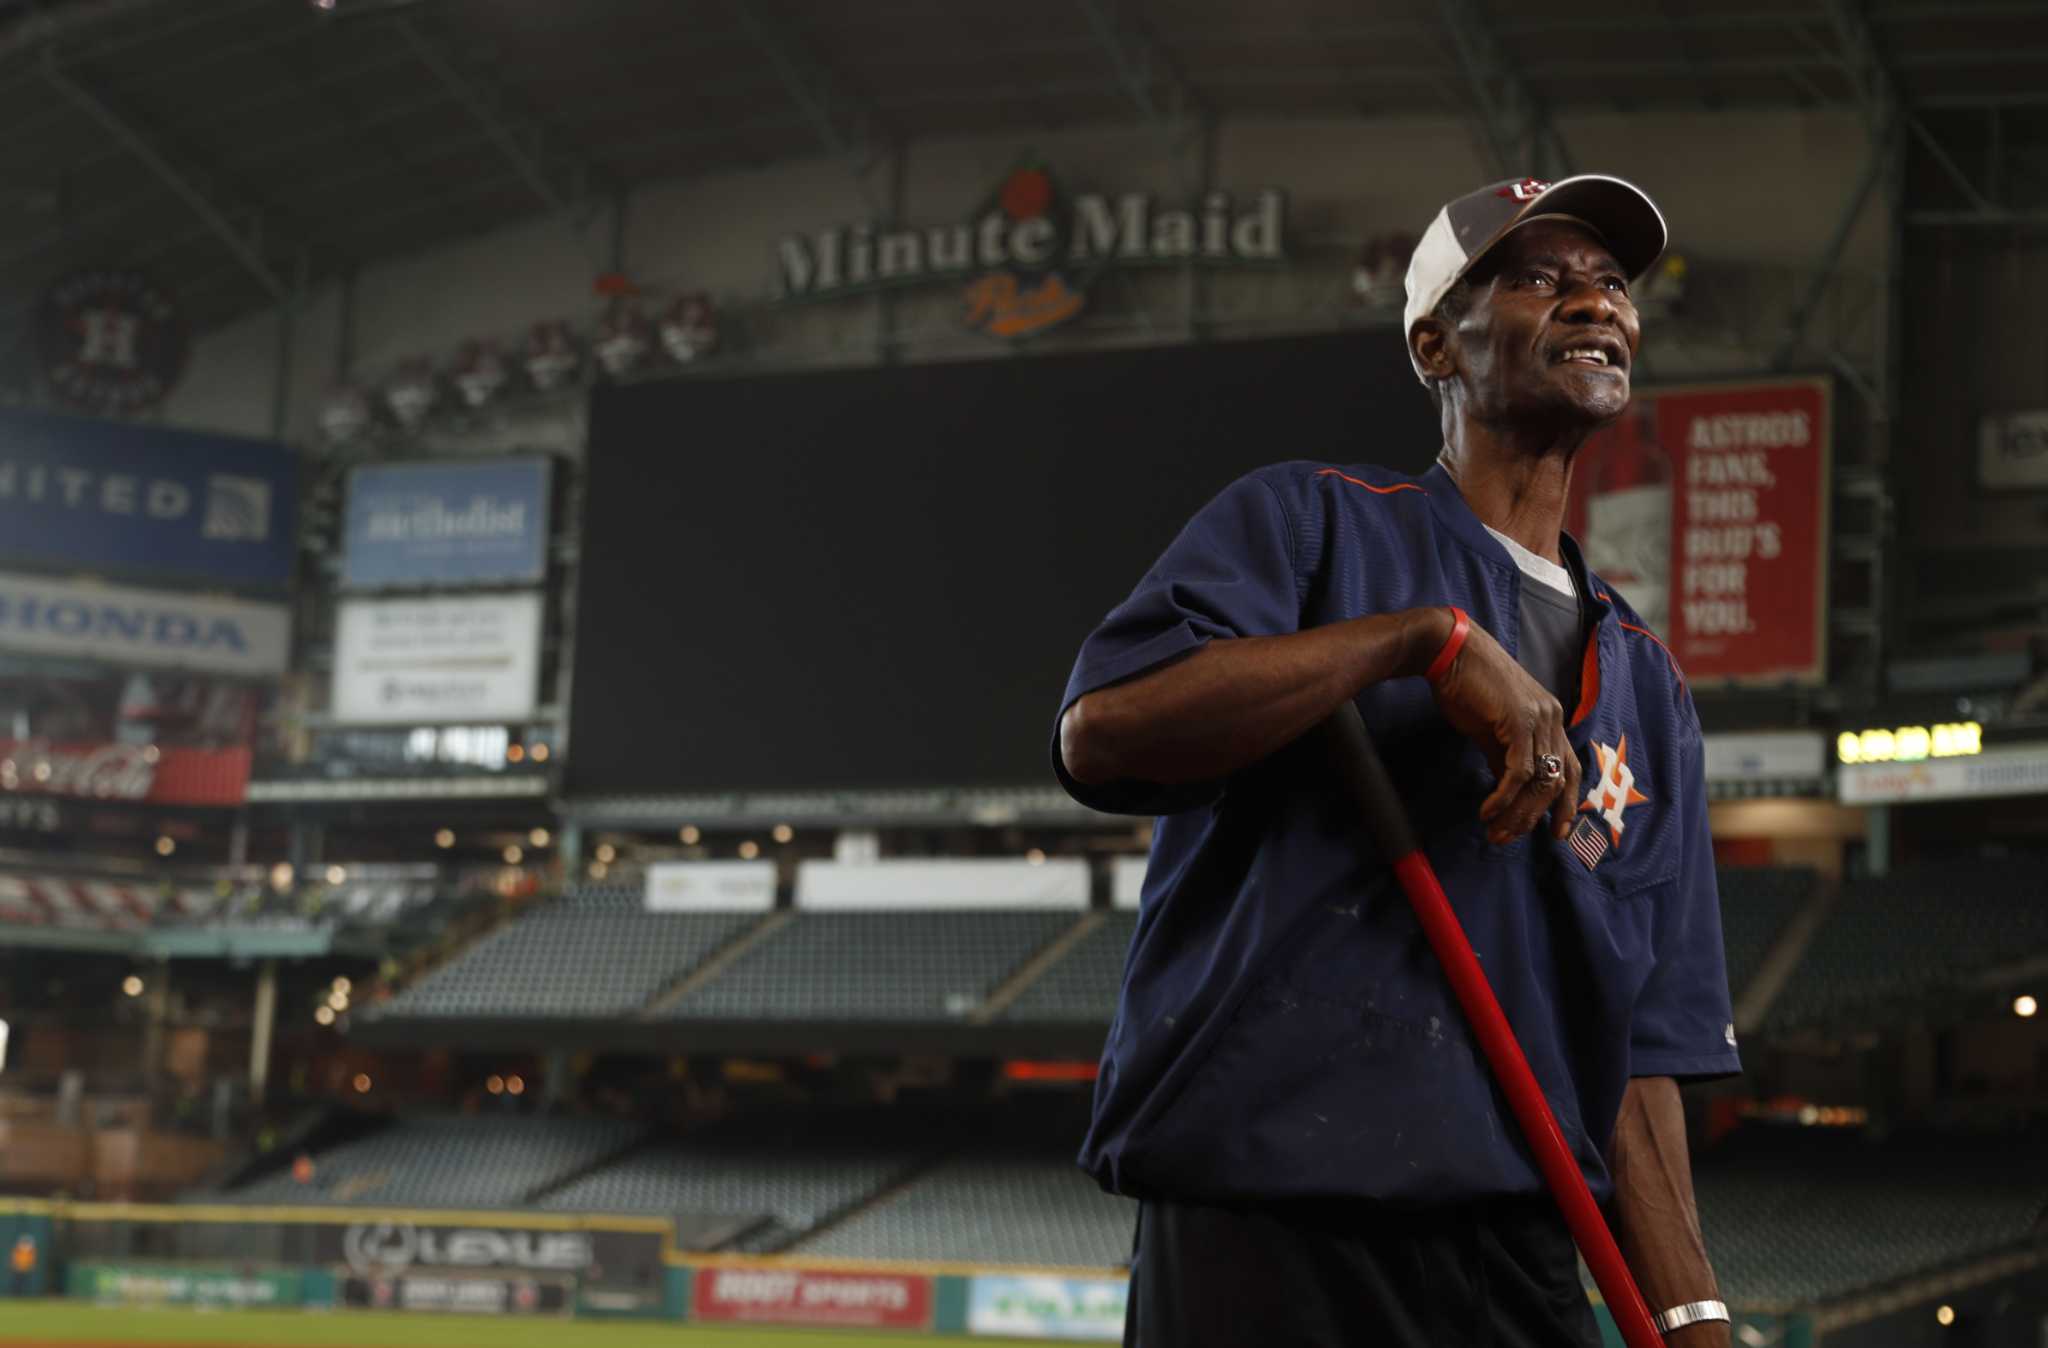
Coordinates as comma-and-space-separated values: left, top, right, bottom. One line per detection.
723, 0, 888, 161
39, 55, 290, 301
392, 16, 609, 228
1078, 0, 1205, 129
1436, 0, 1571, 181
1773, 0, 1905, 369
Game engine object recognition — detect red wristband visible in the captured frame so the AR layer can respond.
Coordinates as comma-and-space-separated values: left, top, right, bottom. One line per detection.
1424, 606, 1470, 685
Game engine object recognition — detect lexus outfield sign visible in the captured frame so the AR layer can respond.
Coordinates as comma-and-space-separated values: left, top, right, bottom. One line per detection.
0, 406, 295, 589
0, 572, 289, 676
342, 1222, 593, 1274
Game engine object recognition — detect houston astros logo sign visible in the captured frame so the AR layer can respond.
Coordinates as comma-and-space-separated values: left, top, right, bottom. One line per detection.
1568, 735, 1649, 870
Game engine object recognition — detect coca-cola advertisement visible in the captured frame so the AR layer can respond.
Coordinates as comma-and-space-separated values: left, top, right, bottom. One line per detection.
0, 672, 273, 805
1567, 377, 1830, 686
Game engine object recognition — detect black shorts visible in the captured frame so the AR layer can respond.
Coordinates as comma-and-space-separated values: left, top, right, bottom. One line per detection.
1123, 1194, 1601, 1348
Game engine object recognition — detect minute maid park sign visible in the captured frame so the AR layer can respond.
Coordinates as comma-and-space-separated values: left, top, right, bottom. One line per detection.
776, 160, 1286, 339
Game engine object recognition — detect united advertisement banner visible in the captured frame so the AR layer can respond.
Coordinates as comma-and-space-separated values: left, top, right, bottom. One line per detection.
1567, 376, 1830, 686
0, 407, 295, 589
343, 458, 551, 589
691, 1266, 933, 1329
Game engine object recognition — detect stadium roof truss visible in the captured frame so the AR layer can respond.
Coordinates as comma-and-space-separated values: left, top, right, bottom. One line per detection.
0, 0, 2039, 337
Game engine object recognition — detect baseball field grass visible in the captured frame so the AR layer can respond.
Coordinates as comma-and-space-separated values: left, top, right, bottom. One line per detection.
0, 1301, 1042, 1347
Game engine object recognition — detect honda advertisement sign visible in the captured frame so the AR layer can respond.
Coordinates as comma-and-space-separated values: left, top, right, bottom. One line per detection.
331, 593, 543, 725
1567, 376, 1831, 686
343, 458, 551, 588
0, 407, 295, 588
0, 572, 290, 676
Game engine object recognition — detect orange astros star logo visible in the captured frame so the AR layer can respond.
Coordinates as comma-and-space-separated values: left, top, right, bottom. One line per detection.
1580, 735, 1649, 848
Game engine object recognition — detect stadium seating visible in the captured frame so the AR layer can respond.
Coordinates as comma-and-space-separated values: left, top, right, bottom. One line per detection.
1764, 858, 2048, 1033
0, 872, 236, 928
1714, 866, 1818, 998
660, 911, 1077, 1021
376, 889, 760, 1018
538, 1133, 926, 1251
222, 1115, 645, 1208
1696, 1125, 2048, 1305
1002, 911, 1138, 1022
794, 1152, 1135, 1267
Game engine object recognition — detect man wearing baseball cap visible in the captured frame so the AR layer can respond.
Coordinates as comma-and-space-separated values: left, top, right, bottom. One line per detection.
1054, 176, 1738, 1345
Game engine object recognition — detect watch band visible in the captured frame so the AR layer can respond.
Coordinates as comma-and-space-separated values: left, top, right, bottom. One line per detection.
1653, 1300, 1731, 1334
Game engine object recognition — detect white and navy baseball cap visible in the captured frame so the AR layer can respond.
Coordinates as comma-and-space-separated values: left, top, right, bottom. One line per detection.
1403, 174, 1667, 382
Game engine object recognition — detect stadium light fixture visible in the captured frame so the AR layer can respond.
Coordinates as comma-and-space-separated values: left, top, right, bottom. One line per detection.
314, 1005, 335, 1026
772, 823, 794, 844
506, 744, 526, 763
352, 1074, 371, 1094
738, 840, 760, 860
486, 1075, 505, 1095
333, 977, 351, 995
595, 844, 616, 864
327, 991, 349, 1013
1935, 1305, 1955, 1327
503, 844, 523, 865
2016, 995, 2039, 1019
154, 836, 175, 857
1026, 848, 1047, 865
121, 976, 143, 998
506, 1075, 525, 1096
530, 743, 551, 763
325, 865, 347, 885
588, 862, 609, 880
270, 862, 294, 892
529, 828, 551, 848
1836, 722, 1981, 764
434, 829, 456, 849
679, 825, 701, 844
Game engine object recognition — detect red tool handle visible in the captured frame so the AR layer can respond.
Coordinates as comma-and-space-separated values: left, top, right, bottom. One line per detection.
1321, 704, 1662, 1348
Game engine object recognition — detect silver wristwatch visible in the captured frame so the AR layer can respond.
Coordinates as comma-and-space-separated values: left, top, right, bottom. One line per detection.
1653, 1299, 1731, 1335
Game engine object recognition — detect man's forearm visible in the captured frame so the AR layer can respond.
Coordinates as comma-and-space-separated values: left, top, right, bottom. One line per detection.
1060, 608, 1451, 787
1608, 1076, 1728, 1347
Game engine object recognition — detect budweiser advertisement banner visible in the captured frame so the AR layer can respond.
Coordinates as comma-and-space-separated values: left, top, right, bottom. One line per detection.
692, 1266, 933, 1330
1566, 376, 1831, 686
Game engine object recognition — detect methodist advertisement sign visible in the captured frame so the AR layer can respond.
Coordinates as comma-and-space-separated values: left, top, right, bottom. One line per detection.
0, 572, 289, 676
331, 594, 542, 724
1567, 377, 1830, 686
968, 1274, 1128, 1341
0, 407, 295, 588
343, 458, 551, 588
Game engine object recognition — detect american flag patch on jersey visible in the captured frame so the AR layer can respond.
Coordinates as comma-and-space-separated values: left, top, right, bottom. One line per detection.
1568, 815, 1609, 870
